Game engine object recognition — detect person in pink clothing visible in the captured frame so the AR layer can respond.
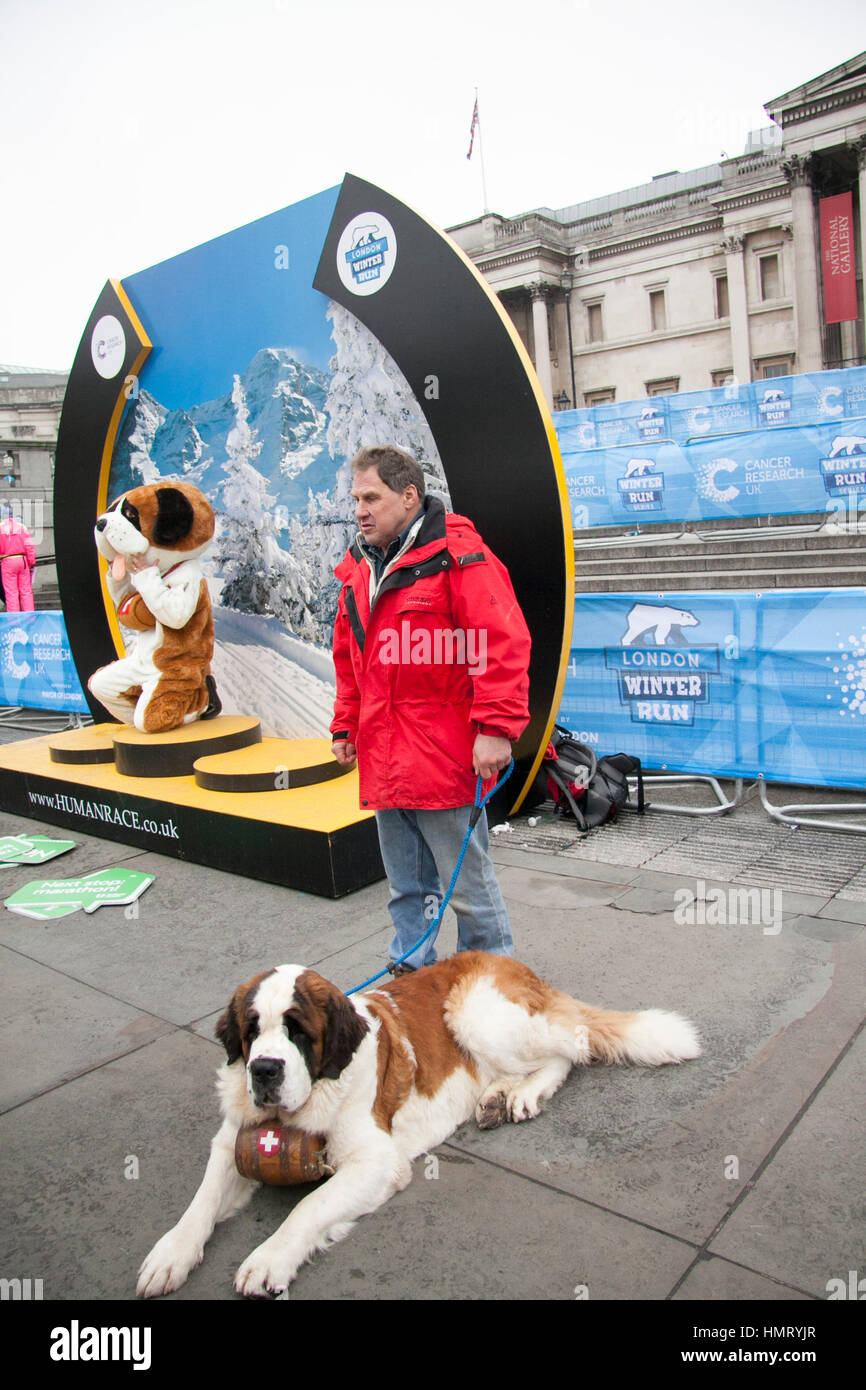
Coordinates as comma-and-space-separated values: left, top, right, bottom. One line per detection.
0, 505, 36, 611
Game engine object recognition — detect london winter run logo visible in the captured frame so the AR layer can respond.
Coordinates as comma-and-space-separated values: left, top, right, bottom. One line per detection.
757, 385, 792, 425
337, 213, 397, 296
637, 404, 665, 441
820, 433, 866, 499
617, 455, 665, 512
605, 601, 720, 725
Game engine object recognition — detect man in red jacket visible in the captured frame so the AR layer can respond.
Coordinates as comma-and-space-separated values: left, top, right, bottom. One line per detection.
331, 445, 531, 972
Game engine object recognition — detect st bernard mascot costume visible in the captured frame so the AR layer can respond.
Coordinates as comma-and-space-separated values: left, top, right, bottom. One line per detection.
89, 481, 220, 734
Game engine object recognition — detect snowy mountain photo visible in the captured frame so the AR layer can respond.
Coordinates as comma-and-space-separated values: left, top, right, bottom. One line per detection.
107, 301, 448, 738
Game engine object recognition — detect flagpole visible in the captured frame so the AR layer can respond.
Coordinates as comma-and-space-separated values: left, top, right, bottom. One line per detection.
476, 88, 490, 213
467, 88, 489, 213
475, 88, 489, 211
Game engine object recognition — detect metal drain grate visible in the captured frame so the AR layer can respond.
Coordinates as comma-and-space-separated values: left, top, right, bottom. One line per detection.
735, 827, 866, 896
503, 799, 866, 897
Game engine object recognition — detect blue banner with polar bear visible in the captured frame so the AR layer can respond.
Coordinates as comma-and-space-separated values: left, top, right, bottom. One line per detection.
557, 366, 866, 528
0, 612, 89, 712
560, 589, 866, 788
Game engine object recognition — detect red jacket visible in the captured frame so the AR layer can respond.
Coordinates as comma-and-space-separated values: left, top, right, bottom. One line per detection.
331, 497, 531, 810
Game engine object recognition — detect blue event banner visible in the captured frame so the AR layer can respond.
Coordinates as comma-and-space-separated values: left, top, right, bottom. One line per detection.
559, 588, 866, 789
557, 366, 866, 528
0, 611, 89, 712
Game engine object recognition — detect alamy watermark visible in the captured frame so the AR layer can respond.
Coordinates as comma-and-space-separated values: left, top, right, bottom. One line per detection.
674, 880, 783, 936
378, 621, 487, 675
826, 1269, 866, 1299
0, 1276, 43, 1299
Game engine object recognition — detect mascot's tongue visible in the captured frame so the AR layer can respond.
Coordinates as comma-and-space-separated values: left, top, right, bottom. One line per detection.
112, 555, 127, 582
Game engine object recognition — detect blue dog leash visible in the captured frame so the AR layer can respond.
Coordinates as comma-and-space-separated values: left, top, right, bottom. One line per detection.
346, 759, 515, 996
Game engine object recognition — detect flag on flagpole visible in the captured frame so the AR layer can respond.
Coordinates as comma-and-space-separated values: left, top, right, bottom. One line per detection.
467, 97, 479, 160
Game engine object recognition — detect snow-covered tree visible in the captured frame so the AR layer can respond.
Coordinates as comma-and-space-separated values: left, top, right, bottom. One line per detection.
324, 301, 449, 503
271, 302, 452, 641
215, 375, 321, 639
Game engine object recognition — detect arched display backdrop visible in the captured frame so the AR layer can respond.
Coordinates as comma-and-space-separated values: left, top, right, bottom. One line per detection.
313, 177, 573, 818
7, 174, 573, 897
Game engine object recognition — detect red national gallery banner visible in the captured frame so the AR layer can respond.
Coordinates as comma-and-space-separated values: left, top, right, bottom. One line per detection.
820, 191, 857, 324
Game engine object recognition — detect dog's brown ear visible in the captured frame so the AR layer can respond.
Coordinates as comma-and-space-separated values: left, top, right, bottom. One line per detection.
215, 995, 243, 1063
215, 970, 274, 1064
153, 486, 194, 547
320, 991, 369, 1080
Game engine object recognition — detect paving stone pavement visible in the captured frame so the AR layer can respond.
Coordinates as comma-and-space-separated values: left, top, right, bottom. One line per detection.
0, 719, 862, 1365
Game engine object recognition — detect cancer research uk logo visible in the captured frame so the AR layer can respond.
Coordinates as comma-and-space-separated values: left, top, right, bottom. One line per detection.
337, 213, 397, 297
617, 456, 665, 513
90, 315, 126, 380
604, 601, 720, 726
696, 456, 740, 506
1, 626, 30, 680
820, 433, 866, 499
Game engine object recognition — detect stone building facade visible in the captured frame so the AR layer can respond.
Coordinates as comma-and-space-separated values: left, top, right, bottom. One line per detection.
0, 365, 67, 603
448, 53, 866, 411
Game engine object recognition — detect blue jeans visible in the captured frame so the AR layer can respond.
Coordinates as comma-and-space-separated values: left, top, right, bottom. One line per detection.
375, 805, 514, 970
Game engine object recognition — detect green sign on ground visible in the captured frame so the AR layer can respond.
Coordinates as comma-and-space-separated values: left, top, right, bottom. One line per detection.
0, 835, 77, 868
4, 867, 154, 920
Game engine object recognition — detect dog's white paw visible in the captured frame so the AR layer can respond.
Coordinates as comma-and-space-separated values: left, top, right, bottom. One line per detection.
506, 1084, 542, 1123
234, 1241, 299, 1299
136, 1229, 203, 1298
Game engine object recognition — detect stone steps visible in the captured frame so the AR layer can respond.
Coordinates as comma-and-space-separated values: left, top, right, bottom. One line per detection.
575, 533, 864, 561
575, 546, 864, 579
575, 564, 864, 593
571, 513, 865, 593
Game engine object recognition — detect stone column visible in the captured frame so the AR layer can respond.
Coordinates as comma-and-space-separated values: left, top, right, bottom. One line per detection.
529, 283, 554, 407
851, 137, 866, 364
782, 154, 824, 372
721, 234, 752, 383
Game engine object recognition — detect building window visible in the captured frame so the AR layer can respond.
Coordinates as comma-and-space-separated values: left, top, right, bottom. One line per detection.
584, 388, 615, 406
759, 253, 780, 301
586, 301, 604, 343
645, 378, 679, 396
649, 288, 667, 331
714, 275, 730, 319
711, 369, 736, 388
756, 357, 793, 379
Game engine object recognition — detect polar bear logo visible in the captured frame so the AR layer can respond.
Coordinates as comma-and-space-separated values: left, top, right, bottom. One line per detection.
829, 435, 866, 457
639, 407, 660, 421
624, 458, 655, 478
622, 603, 699, 647
351, 224, 381, 249
762, 389, 785, 403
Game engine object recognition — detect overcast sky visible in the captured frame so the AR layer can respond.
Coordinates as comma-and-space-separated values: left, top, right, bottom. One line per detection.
3, 0, 863, 370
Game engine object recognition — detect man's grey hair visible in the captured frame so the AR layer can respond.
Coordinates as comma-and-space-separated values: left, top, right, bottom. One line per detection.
351, 445, 426, 500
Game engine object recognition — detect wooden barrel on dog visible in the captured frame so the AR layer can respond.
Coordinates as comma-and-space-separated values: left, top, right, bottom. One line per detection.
234, 1124, 330, 1185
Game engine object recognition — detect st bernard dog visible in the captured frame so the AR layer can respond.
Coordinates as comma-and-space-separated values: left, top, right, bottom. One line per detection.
137, 953, 700, 1299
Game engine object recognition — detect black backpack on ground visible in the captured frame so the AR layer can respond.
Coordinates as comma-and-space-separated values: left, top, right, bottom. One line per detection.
527, 725, 645, 832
